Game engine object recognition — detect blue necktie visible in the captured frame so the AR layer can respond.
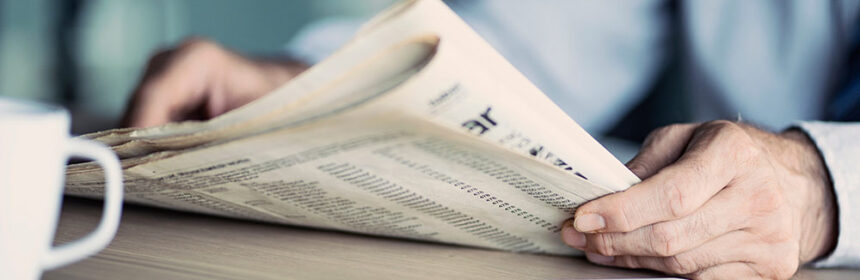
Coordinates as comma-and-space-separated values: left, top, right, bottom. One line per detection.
828, 24, 860, 121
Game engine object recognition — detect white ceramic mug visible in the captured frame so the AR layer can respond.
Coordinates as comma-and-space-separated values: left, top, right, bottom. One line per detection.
0, 97, 123, 280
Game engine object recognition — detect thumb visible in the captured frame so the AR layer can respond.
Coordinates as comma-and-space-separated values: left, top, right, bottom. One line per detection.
626, 123, 698, 179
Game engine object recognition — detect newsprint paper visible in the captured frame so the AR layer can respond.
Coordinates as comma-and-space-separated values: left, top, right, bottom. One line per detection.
65, 0, 640, 255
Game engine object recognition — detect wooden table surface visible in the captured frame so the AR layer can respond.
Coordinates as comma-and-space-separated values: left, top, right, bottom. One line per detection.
43, 197, 855, 280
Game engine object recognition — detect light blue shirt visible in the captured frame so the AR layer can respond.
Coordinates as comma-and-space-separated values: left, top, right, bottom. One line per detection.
286, 0, 860, 268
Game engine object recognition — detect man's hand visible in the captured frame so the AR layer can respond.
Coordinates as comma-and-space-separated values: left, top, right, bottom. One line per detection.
561, 121, 838, 279
122, 38, 307, 127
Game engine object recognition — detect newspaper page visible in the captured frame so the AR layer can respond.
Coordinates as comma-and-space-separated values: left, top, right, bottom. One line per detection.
68, 110, 615, 255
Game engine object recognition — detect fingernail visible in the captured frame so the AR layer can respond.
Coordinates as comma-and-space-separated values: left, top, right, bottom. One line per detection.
574, 214, 606, 232
561, 224, 586, 248
586, 252, 615, 265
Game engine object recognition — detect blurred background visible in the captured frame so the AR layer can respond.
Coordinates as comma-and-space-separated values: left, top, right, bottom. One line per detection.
0, 0, 395, 134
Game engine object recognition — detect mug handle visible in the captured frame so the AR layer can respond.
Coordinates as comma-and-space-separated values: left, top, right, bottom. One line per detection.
41, 138, 124, 270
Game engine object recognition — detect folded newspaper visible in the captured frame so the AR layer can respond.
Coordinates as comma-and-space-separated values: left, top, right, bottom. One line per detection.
65, 0, 640, 255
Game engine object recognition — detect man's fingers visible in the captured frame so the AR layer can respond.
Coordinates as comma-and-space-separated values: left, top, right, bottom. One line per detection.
569, 183, 749, 257
606, 231, 752, 274
122, 61, 211, 127
122, 53, 180, 128
574, 159, 731, 233
121, 39, 222, 128
588, 231, 767, 276
626, 123, 697, 179
575, 121, 755, 233
691, 263, 760, 279
122, 78, 186, 128
123, 99, 170, 128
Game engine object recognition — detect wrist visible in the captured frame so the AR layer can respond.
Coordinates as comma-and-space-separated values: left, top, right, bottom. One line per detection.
780, 129, 838, 263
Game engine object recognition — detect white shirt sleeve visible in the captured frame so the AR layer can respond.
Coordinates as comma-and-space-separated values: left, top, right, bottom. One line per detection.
285, 0, 669, 135
797, 121, 860, 268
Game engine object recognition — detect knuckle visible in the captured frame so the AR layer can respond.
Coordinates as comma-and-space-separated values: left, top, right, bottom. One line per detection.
703, 120, 756, 147
615, 209, 637, 232
700, 120, 737, 135
618, 256, 641, 269
715, 122, 761, 161
689, 267, 717, 280
142, 38, 225, 79
775, 269, 797, 280
649, 223, 679, 256
734, 139, 762, 164
748, 184, 784, 216
751, 243, 799, 279
177, 38, 227, 61
759, 210, 794, 244
663, 181, 692, 218
606, 198, 636, 232
650, 124, 676, 139
692, 210, 717, 238
768, 227, 794, 245
773, 243, 800, 279
779, 250, 801, 279
765, 254, 799, 280
594, 233, 617, 256
644, 123, 689, 146
775, 259, 799, 280
645, 125, 672, 142
663, 123, 691, 135
664, 255, 697, 275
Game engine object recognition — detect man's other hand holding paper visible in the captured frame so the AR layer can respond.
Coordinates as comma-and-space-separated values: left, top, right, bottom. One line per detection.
562, 121, 838, 278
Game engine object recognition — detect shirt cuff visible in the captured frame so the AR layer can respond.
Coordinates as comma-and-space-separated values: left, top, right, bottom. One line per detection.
795, 121, 860, 268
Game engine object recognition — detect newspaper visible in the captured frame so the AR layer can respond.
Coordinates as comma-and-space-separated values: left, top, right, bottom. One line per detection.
65, 0, 640, 255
